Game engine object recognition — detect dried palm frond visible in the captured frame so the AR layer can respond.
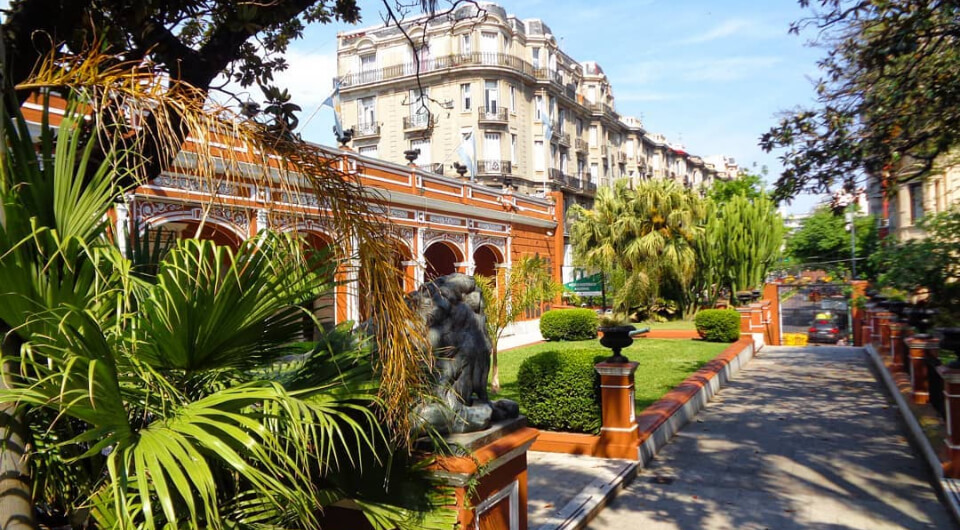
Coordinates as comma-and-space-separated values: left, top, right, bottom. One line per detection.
17, 46, 430, 444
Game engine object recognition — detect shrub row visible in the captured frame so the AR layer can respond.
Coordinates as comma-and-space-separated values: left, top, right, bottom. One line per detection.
539, 308, 598, 341
694, 309, 741, 342
517, 349, 602, 433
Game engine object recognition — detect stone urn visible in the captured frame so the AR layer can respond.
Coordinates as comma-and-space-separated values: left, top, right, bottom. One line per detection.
599, 325, 637, 363
907, 306, 938, 337
887, 300, 908, 321
937, 327, 960, 368
735, 291, 754, 306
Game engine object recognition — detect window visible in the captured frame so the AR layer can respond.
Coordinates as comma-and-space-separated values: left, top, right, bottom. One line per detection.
577, 159, 585, 178
409, 88, 430, 125
509, 85, 517, 113
358, 96, 375, 126
558, 108, 565, 132
461, 33, 471, 54
358, 145, 378, 158
909, 182, 924, 224
590, 163, 598, 181
576, 118, 583, 136
586, 85, 596, 103
484, 132, 501, 160
589, 126, 598, 147
511, 134, 517, 164
532, 47, 541, 68
548, 96, 556, 121
534, 141, 544, 171
626, 139, 635, 158
535, 95, 544, 121
560, 150, 568, 173
481, 31, 498, 54
484, 80, 498, 112
359, 53, 377, 83
461, 83, 471, 111
411, 138, 431, 164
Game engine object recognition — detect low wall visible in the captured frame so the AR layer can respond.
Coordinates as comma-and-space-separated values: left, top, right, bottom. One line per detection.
530, 337, 756, 462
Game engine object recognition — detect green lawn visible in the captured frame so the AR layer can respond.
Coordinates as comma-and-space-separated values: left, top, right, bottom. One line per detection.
638, 320, 696, 331
494, 338, 729, 413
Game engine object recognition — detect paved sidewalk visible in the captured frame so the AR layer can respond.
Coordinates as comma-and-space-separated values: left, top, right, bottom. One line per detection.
588, 346, 956, 529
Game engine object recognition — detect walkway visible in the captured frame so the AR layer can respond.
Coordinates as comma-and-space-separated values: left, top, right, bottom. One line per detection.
588, 346, 956, 529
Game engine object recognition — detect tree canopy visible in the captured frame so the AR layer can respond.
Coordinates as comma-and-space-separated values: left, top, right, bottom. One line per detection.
761, 0, 960, 203
706, 171, 766, 203
783, 206, 879, 278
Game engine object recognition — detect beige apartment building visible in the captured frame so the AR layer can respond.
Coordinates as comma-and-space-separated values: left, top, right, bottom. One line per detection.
334, 2, 734, 282
868, 155, 960, 240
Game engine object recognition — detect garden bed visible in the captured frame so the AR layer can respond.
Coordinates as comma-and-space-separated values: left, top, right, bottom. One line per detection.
494, 338, 729, 413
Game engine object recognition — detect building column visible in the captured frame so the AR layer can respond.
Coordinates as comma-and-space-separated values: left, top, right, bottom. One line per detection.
890, 322, 908, 372
400, 260, 418, 292
414, 228, 426, 287
345, 235, 361, 323
255, 208, 269, 234
464, 232, 477, 276
595, 361, 640, 460
878, 312, 894, 353
115, 198, 130, 256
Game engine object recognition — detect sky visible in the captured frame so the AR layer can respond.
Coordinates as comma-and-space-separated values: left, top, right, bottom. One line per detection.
0, 0, 830, 213
264, 0, 829, 214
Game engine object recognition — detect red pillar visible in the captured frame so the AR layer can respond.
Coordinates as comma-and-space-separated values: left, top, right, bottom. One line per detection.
595, 361, 640, 460
889, 322, 908, 372
940, 366, 960, 478
878, 312, 894, 354
907, 337, 940, 404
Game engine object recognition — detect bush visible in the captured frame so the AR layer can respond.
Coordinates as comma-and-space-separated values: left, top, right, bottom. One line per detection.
539, 309, 598, 341
694, 309, 741, 342
517, 349, 602, 433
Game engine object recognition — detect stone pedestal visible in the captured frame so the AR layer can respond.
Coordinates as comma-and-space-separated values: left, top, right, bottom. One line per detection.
889, 322, 908, 371
939, 367, 960, 478
907, 337, 940, 405
869, 309, 882, 345
863, 309, 875, 346
435, 418, 539, 530
595, 361, 640, 460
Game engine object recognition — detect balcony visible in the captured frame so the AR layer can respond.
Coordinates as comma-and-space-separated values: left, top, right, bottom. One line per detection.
575, 138, 588, 153
354, 122, 380, 139
600, 145, 609, 157
416, 162, 444, 175
618, 151, 627, 163
477, 159, 512, 175
534, 68, 564, 85
478, 106, 509, 125
403, 113, 434, 131
335, 52, 538, 89
583, 181, 598, 194
557, 131, 571, 147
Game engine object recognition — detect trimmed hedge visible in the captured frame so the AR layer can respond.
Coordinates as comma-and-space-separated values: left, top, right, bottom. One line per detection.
694, 309, 741, 342
539, 308, 598, 341
517, 349, 602, 433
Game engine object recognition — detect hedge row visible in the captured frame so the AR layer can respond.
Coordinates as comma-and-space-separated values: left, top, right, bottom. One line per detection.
539, 308, 598, 341
517, 349, 602, 433
694, 309, 741, 342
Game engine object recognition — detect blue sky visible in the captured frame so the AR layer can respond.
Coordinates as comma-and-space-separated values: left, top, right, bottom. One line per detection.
271, 0, 828, 213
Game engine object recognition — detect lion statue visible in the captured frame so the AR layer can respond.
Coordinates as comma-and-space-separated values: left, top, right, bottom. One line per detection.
407, 273, 519, 434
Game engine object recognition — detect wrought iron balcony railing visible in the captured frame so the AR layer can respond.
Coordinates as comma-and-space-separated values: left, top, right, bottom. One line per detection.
354, 122, 380, 138
416, 162, 444, 175
478, 106, 509, 124
477, 159, 512, 175
403, 113, 434, 130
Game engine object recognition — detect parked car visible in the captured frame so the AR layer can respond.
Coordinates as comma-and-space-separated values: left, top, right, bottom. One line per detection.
807, 318, 841, 344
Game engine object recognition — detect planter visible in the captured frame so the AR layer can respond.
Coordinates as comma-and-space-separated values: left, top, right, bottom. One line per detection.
735, 291, 753, 306
907, 307, 938, 337
599, 325, 637, 363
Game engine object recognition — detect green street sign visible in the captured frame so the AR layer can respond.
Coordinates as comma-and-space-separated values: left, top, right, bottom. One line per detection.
563, 273, 603, 296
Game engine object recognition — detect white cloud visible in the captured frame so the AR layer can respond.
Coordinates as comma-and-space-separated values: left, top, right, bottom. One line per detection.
619, 56, 783, 85
678, 18, 753, 45
271, 48, 339, 107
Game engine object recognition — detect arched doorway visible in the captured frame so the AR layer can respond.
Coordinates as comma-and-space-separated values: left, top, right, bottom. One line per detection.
147, 218, 244, 250
300, 231, 338, 334
423, 242, 460, 281
473, 245, 503, 279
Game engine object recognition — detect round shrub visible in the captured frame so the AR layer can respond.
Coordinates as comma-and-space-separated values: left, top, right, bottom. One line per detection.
694, 309, 741, 342
517, 349, 602, 433
539, 308, 598, 341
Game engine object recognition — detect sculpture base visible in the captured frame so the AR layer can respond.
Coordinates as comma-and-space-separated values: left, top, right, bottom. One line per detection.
434, 417, 540, 530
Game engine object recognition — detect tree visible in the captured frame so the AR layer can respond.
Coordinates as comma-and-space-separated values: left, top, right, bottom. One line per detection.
0, 90, 452, 528
695, 194, 784, 304
761, 0, 960, 203
569, 179, 706, 317
706, 171, 766, 203
783, 206, 879, 277
475, 255, 559, 394
871, 205, 960, 319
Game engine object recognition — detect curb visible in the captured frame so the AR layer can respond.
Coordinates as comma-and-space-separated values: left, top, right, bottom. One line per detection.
863, 343, 960, 525
532, 458, 638, 530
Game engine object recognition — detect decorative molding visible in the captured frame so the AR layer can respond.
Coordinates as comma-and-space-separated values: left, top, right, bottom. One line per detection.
136, 200, 250, 233
426, 213, 466, 227
422, 229, 466, 253
473, 235, 507, 255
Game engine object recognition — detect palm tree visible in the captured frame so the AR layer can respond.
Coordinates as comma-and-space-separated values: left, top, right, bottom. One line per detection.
0, 51, 448, 528
476, 255, 560, 394
569, 179, 705, 317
